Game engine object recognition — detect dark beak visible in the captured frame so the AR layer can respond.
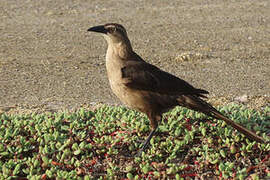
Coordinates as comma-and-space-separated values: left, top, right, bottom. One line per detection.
87, 25, 107, 34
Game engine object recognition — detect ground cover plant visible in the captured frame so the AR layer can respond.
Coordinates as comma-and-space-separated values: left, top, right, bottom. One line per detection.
0, 104, 269, 179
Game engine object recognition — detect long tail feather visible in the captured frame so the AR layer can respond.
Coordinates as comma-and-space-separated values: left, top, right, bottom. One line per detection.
211, 110, 265, 143
177, 95, 265, 143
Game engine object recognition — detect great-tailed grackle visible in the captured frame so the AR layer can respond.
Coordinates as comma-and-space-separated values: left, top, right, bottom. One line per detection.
87, 23, 265, 152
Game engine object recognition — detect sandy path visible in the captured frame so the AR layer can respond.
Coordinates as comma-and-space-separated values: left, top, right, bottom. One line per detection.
0, 0, 269, 112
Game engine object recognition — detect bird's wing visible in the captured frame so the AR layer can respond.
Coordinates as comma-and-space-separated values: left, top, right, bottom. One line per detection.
121, 61, 209, 97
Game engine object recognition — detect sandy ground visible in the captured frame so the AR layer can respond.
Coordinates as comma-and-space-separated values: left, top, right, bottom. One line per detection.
0, 0, 269, 113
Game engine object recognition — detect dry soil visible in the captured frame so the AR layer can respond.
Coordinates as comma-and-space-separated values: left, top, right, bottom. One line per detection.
0, 0, 269, 113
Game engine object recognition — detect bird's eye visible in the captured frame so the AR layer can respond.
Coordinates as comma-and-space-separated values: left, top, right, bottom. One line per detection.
108, 27, 116, 33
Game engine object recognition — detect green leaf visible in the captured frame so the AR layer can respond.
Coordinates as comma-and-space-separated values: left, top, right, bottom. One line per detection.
42, 156, 49, 165
220, 149, 226, 158
13, 164, 20, 175
73, 149, 81, 155
201, 127, 206, 136
141, 165, 150, 174
127, 173, 133, 179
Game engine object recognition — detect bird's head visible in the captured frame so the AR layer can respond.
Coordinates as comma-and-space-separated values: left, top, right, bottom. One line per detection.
88, 23, 129, 44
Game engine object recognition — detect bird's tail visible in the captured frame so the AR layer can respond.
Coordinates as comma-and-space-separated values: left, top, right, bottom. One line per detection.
210, 110, 265, 143
177, 95, 265, 143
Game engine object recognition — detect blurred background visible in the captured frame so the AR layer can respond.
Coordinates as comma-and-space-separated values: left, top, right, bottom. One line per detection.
0, 0, 269, 112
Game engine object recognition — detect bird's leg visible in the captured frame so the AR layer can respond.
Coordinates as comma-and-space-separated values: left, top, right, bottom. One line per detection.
137, 113, 160, 156
142, 127, 157, 150
137, 127, 157, 156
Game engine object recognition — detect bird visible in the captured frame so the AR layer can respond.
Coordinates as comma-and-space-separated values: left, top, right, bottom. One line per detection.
87, 23, 265, 153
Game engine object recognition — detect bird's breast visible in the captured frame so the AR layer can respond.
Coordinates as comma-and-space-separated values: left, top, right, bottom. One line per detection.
105, 60, 145, 111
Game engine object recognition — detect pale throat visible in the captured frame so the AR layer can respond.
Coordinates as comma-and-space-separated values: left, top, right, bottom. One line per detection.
106, 39, 133, 60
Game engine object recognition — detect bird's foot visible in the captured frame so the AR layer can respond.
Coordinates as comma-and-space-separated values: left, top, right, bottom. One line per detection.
136, 141, 150, 156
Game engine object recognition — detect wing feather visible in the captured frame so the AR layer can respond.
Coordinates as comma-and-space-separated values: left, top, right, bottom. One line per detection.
121, 61, 209, 97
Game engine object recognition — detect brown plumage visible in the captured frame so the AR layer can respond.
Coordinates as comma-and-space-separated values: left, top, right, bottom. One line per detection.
87, 23, 265, 152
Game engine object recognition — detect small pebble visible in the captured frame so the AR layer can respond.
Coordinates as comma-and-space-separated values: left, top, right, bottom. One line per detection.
234, 94, 248, 103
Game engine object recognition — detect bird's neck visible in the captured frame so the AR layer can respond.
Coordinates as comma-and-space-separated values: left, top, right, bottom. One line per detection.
107, 40, 133, 60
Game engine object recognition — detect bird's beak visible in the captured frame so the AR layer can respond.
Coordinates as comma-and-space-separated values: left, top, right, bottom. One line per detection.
87, 25, 107, 34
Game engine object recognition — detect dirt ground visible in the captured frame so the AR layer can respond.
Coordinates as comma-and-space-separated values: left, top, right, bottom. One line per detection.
0, 0, 269, 113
